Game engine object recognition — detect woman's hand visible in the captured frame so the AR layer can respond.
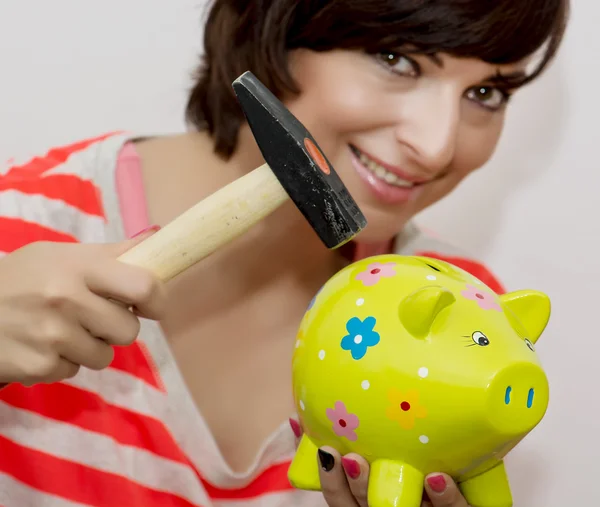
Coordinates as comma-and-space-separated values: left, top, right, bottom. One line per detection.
0, 227, 166, 387
290, 419, 470, 507
315, 447, 468, 507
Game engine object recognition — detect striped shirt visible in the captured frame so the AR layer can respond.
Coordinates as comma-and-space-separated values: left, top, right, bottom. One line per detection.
0, 132, 505, 507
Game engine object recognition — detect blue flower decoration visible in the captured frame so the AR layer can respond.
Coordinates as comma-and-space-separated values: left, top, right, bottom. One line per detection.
341, 316, 380, 360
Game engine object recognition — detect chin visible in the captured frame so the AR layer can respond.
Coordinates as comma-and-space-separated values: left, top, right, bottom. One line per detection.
353, 227, 399, 245
329, 151, 418, 244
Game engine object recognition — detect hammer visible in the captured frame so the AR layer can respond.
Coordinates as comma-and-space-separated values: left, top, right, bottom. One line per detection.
117, 71, 367, 282
0, 72, 367, 390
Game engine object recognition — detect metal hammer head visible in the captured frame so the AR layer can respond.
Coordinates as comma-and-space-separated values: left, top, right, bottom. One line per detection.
232, 71, 367, 249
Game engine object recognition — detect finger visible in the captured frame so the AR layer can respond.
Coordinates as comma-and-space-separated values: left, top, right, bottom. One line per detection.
109, 225, 161, 255
340, 453, 369, 507
77, 292, 142, 346
55, 324, 115, 371
106, 225, 164, 318
424, 474, 469, 507
22, 357, 80, 386
84, 259, 166, 320
49, 358, 81, 382
317, 447, 359, 507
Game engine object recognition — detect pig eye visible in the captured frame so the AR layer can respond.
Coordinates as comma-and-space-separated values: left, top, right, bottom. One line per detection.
472, 331, 489, 346
524, 338, 535, 351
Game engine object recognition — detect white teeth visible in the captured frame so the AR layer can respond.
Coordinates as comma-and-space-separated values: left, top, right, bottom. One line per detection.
356, 150, 414, 188
383, 171, 396, 184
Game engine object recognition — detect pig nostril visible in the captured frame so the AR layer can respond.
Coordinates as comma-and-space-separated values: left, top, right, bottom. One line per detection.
527, 388, 534, 408
504, 386, 512, 405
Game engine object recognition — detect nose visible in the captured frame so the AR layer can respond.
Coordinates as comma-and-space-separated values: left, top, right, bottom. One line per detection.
485, 363, 549, 437
396, 87, 460, 174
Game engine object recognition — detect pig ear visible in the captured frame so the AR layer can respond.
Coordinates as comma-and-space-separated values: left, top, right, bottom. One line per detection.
499, 290, 551, 344
399, 286, 456, 339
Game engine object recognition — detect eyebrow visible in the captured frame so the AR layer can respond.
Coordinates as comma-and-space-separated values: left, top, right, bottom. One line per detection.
485, 70, 528, 88
423, 53, 528, 88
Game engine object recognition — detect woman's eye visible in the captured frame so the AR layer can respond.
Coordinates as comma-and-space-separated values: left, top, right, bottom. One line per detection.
466, 86, 510, 111
376, 52, 419, 78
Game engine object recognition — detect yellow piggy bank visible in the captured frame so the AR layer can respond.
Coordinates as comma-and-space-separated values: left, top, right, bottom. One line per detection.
289, 254, 551, 507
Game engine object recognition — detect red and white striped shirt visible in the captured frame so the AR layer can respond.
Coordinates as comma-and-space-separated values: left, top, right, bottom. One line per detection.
0, 132, 505, 507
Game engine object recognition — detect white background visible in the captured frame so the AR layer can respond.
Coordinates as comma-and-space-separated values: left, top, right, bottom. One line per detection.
0, 1, 593, 505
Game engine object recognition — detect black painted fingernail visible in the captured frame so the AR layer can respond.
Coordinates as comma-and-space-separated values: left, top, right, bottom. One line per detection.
318, 449, 335, 471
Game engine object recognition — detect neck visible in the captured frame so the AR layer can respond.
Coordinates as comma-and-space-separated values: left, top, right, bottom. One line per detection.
163, 199, 347, 340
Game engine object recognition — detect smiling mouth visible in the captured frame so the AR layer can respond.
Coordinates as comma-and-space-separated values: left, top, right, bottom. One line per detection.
349, 145, 419, 189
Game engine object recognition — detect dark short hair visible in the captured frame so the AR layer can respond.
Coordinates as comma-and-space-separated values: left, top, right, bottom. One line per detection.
185, 0, 570, 158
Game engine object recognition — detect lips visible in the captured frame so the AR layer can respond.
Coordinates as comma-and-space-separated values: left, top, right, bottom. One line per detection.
349, 145, 433, 188
349, 145, 427, 205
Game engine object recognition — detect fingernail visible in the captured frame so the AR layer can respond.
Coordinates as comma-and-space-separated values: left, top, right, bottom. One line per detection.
427, 474, 447, 493
341, 457, 361, 479
318, 449, 335, 472
289, 418, 302, 438
131, 225, 160, 238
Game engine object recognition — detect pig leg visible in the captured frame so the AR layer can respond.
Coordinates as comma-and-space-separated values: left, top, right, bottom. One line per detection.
368, 459, 423, 507
287, 434, 322, 490
458, 461, 512, 507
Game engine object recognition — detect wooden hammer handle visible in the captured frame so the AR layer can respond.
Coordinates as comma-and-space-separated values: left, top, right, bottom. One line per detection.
117, 163, 287, 282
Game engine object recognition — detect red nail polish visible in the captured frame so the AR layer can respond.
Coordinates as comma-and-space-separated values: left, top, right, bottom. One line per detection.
288, 418, 302, 438
131, 225, 161, 238
427, 475, 447, 493
341, 457, 361, 479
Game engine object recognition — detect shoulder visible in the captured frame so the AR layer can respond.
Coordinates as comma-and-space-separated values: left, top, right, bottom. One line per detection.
394, 222, 506, 294
0, 131, 137, 252
1, 131, 136, 180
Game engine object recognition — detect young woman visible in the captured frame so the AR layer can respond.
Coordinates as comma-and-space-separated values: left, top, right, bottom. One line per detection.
0, 1, 569, 506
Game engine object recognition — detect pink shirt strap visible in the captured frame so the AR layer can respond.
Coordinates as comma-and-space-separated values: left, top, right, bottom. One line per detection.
115, 142, 151, 238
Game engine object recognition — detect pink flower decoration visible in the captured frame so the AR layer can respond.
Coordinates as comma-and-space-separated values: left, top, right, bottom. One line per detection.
355, 262, 396, 286
461, 284, 501, 311
326, 401, 359, 441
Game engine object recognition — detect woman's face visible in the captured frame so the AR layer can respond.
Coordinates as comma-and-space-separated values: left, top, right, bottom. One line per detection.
284, 48, 529, 242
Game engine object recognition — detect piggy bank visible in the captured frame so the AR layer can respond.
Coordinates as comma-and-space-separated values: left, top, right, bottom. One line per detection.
288, 254, 551, 507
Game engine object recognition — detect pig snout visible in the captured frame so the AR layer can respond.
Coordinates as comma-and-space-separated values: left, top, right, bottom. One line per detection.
486, 362, 549, 436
